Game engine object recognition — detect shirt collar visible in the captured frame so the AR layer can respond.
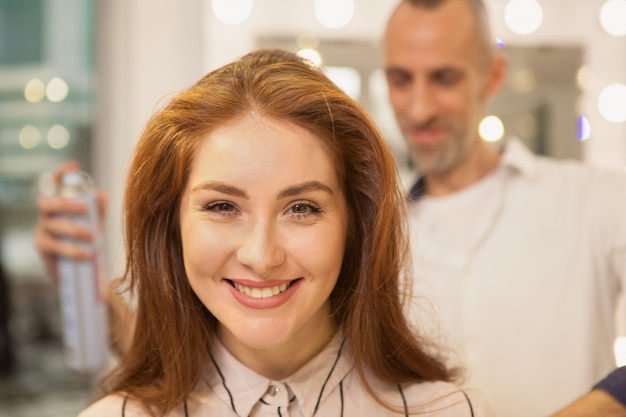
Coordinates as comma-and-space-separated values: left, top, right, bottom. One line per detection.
285, 333, 352, 416
205, 335, 269, 417
499, 137, 538, 179
204, 332, 352, 417
408, 138, 537, 201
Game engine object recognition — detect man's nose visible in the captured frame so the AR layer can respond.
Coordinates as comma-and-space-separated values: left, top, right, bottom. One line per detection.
406, 80, 438, 125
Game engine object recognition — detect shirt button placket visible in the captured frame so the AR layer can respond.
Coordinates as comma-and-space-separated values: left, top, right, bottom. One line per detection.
257, 382, 292, 416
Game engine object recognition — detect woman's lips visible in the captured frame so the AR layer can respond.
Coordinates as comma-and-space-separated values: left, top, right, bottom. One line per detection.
232, 281, 291, 299
226, 278, 302, 309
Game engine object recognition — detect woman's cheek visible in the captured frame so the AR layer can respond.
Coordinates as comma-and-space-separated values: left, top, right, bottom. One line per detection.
184, 225, 231, 276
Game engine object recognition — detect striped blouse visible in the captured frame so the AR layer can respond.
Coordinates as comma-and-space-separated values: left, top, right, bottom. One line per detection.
79, 334, 493, 416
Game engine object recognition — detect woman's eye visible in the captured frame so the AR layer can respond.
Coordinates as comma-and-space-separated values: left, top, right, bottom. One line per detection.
287, 201, 322, 218
203, 201, 239, 215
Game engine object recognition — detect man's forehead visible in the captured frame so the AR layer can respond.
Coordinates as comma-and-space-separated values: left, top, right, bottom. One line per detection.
385, 0, 478, 42
384, 3, 482, 69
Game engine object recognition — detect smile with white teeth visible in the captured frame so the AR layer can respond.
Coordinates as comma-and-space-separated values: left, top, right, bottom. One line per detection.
233, 281, 291, 299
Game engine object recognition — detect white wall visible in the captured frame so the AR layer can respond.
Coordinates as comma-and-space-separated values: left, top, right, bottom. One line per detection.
94, 0, 204, 277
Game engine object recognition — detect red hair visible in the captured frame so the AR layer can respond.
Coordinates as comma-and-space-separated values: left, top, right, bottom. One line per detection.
102, 49, 454, 415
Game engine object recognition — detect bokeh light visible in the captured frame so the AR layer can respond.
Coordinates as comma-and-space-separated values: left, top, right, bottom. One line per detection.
296, 48, 322, 67
479, 115, 505, 142
577, 116, 592, 141
599, 0, 626, 37
18, 125, 41, 149
598, 83, 626, 123
211, 0, 253, 25
24, 79, 46, 103
47, 124, 71, 149
46, 77, 69, 102
314, 0, 354, 29
576, 65, 590, 92
504, 0, 543, 35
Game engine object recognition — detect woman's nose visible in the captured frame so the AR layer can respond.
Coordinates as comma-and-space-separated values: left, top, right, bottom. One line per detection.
235, 221, 286, 275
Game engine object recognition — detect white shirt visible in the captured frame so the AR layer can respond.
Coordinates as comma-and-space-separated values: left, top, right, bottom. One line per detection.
79, 333, 494, 416
407, 139, 626, 417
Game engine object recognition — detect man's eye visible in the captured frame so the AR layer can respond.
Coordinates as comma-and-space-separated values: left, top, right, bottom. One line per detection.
385, 70, 412, 88
387, 75, 410, 88
434, 70, 462, 86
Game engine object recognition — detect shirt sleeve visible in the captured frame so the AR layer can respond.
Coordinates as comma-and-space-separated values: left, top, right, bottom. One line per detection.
593, 366, 626, 407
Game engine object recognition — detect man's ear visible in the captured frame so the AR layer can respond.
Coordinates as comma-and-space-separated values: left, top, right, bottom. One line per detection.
483, 53, 508, 101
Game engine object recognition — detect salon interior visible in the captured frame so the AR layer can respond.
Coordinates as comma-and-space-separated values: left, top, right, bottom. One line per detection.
0, 0, 625, 415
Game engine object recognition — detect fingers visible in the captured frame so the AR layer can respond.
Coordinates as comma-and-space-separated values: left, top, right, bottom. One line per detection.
34, 195, 95, 284
34, 161, 107, 283
34, 220, 93, 260
37, 194, 87, 217
38, 160, 82, 197
97, 190, 107, 212
52, 160, 81, 185
35, 193, 94, 244
96, 190, 108, 232
33, 206, 93, 285
34, 162, 97, 267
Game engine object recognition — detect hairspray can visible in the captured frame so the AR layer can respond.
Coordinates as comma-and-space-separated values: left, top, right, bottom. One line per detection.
56, 170, 108, 372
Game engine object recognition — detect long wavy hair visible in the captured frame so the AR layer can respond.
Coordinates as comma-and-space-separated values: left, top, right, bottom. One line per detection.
102, 48, 455, 415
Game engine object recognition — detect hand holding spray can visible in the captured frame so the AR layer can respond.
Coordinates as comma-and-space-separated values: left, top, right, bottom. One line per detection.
56, 170, 108, 372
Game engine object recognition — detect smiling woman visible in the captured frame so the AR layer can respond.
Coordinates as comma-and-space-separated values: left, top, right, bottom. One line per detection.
78, 48, 493, 416
179, 114, 347, 376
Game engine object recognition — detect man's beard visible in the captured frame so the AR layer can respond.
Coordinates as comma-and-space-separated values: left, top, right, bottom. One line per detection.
407, 121, 470, 176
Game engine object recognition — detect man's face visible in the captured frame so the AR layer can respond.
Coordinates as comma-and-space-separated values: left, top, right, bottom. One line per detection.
384, 0, 493, 175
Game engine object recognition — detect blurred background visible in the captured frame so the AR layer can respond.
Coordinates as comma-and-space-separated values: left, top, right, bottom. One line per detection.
0, 0, 625, 415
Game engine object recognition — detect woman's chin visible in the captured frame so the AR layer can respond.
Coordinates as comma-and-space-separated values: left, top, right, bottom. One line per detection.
218, 321, 295, 352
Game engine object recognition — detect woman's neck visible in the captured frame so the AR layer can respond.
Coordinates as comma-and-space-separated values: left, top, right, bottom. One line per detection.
216, 313, 337, 380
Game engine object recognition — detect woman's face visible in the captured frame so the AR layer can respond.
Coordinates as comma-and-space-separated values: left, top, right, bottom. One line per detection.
179, 114, 348, 368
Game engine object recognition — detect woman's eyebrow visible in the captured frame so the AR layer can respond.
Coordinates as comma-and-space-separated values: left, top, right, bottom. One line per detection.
191, 181, 248, 198
191, 180, 334, 199
277, 181, 334, 198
